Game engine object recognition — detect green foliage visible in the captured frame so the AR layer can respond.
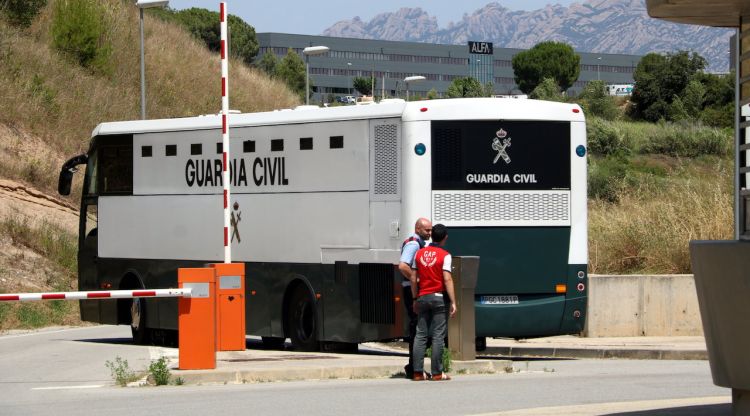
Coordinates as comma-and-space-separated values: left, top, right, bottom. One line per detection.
425, 346, 452, 373
700, 102, 734, 128
578, 80, 618, 120
629, 51, 707, 122
1, 215, 77, 275
51, 0, 112, 74
587, 117, 631, 156
17, 304, 45, 327
446, 77, 485, 98
105, 356, 141, 387
512, 41, 580, 93
529, 78, 564, 102
641, 122, 732, 157
588, 155, 629, 203
148, 357, 171, 386
257, 51, 277, 76
1, 0, 46, 27
427, 88, 438, 100
275, 48, 305, 98
156, 7, 259, 65
352, 76, 374, 96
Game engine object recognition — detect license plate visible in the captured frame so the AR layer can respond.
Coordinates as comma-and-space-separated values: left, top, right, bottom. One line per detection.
480, 295, 519, 305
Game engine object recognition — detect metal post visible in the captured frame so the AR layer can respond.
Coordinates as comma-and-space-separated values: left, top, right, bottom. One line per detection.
305, 55, 310, 105
139, 8, 146, 120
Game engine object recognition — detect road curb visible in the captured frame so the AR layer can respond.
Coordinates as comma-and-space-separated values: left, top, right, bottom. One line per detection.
482, 346, 707, 360
173, 359, 510, 385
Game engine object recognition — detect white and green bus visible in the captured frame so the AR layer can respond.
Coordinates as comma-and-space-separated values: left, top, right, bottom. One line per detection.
59, 97, 588, 350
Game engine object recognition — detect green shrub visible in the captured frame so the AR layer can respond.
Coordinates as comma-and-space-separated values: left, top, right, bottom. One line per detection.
529, 77, 564, 102
642, 122, 732, 157
578, 80, 619, 120
148, 357, 171, 386
1, 0, 47, 27
105, 356, 141, 387
17, 304, 45, 327
51, 0, 112, 74
588, 155, 628, 203
700, 103, 734, 128
587, 118, 632, 156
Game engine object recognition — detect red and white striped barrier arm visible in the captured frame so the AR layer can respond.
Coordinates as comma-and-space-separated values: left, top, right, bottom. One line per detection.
0, 288, 192, 302
220, 2, 232, 264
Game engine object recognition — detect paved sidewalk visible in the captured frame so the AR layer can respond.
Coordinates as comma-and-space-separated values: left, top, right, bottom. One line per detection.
165, 335, 708, 386
483, 335, 708, 360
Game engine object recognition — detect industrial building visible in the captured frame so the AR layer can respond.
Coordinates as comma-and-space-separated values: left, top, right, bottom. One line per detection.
256, 33, 642, 102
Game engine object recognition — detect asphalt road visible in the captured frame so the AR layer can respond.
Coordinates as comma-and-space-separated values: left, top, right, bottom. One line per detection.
0, 326, 731, 416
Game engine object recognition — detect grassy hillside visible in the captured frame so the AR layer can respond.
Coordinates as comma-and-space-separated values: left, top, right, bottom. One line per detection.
0, 0, 299, 196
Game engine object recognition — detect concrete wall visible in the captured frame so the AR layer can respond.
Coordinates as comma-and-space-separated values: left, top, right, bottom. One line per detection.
585, 274, 703, 337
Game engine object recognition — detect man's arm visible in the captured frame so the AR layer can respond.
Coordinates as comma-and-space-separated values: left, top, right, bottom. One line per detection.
410, 268, 419, 299
398, 262, 412, 279
443, 270, 457, 317
398, 242, 419, 279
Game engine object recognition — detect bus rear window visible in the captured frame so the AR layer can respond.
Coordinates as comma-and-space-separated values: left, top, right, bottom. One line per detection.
431, 120, 571, 191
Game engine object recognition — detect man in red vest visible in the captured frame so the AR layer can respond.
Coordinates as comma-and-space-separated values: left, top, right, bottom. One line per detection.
409, 223, 456, 381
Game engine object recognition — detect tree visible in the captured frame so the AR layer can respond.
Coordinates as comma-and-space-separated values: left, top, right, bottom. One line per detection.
578, 80, 619, 120
512, 41, 580, 94
171, 8, 259, 66
51, 0, 112, 74
445, 77, 485, 98
257, 51, 278, 76
275, 48, 305, 98
352, 76, 374, 96
629, 51, 707, 121
529, 78, 564, 102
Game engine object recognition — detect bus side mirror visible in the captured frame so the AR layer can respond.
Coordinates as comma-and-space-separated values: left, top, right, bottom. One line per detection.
58, 169, 73, 195
58, 154, 88, 196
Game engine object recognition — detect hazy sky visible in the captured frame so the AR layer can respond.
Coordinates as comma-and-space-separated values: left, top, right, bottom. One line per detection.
167, 1, 581, 34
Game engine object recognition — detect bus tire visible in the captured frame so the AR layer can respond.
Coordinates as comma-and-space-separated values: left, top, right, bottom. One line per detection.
130, 297, 150, 345
286, 287, 319, 351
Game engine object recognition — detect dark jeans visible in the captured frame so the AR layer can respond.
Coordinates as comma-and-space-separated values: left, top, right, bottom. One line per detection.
402, 285, 418, 374
412, 293, 447, 375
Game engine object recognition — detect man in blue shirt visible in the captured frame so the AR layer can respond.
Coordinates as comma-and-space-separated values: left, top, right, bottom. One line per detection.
398, 217, 432, 379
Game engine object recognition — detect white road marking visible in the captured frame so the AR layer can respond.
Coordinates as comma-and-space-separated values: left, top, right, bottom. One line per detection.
0, 327, 98, 340
477, 396, 731, 416
31, 385, 104, 391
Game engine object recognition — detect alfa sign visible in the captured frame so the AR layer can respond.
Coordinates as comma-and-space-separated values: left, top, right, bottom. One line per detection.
468, 41, 493, 55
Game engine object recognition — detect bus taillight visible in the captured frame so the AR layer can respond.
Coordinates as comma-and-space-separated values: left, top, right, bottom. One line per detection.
577, 283, 585, 292
555, 284, 566, 293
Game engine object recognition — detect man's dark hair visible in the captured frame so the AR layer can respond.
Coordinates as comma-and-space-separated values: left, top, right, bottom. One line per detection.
431, 224, 448, 243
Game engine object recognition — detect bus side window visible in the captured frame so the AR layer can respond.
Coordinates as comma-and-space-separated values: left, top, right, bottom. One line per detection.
85, 204, 98, 238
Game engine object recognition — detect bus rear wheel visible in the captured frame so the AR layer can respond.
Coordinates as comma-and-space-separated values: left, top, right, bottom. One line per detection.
286, 287, 319, 351
130, 298, 150, 345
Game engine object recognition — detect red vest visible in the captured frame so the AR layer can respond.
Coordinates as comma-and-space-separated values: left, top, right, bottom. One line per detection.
415, 246, 450, 297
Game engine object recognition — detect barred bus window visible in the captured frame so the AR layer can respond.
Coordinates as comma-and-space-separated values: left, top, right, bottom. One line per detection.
300, 137, 313, 150
330, 136, 344, 149
243, 140, 255, 153
271, 139, 284, 151
165, 144, 176, 156
216, 142, 223, 154
141, 146, 152, 157
191, 143, 202, 155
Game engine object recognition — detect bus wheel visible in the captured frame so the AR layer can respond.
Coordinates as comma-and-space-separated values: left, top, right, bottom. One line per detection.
287, 287, 319, 351
130, 298, 150, 345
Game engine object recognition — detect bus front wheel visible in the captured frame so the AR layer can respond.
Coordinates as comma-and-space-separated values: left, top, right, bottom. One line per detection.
130, 298, 150, 345
286, 287, 319, 351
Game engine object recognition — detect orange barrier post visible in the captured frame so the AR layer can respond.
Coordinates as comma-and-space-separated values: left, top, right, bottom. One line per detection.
210, 263, 246, 351
178, 268, 216, 370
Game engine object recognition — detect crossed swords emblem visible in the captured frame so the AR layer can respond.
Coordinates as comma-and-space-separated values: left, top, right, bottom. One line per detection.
492, 128, 512, 164
230, 202, 241, 243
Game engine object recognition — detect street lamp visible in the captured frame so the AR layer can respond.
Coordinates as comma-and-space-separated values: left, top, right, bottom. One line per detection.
303, 45, 329, 105
597, 56, 602, 81
135, 0, 169, 120
404, 75, 426, 101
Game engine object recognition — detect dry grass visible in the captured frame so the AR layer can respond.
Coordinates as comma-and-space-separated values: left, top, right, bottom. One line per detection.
0, 0, 299, 195
589, 156, 733, 274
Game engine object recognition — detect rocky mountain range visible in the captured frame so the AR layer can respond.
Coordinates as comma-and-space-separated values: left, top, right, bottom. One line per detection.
322, 0, 733, 73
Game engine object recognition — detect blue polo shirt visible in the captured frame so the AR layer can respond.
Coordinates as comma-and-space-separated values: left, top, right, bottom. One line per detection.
400, 233, 425, 287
